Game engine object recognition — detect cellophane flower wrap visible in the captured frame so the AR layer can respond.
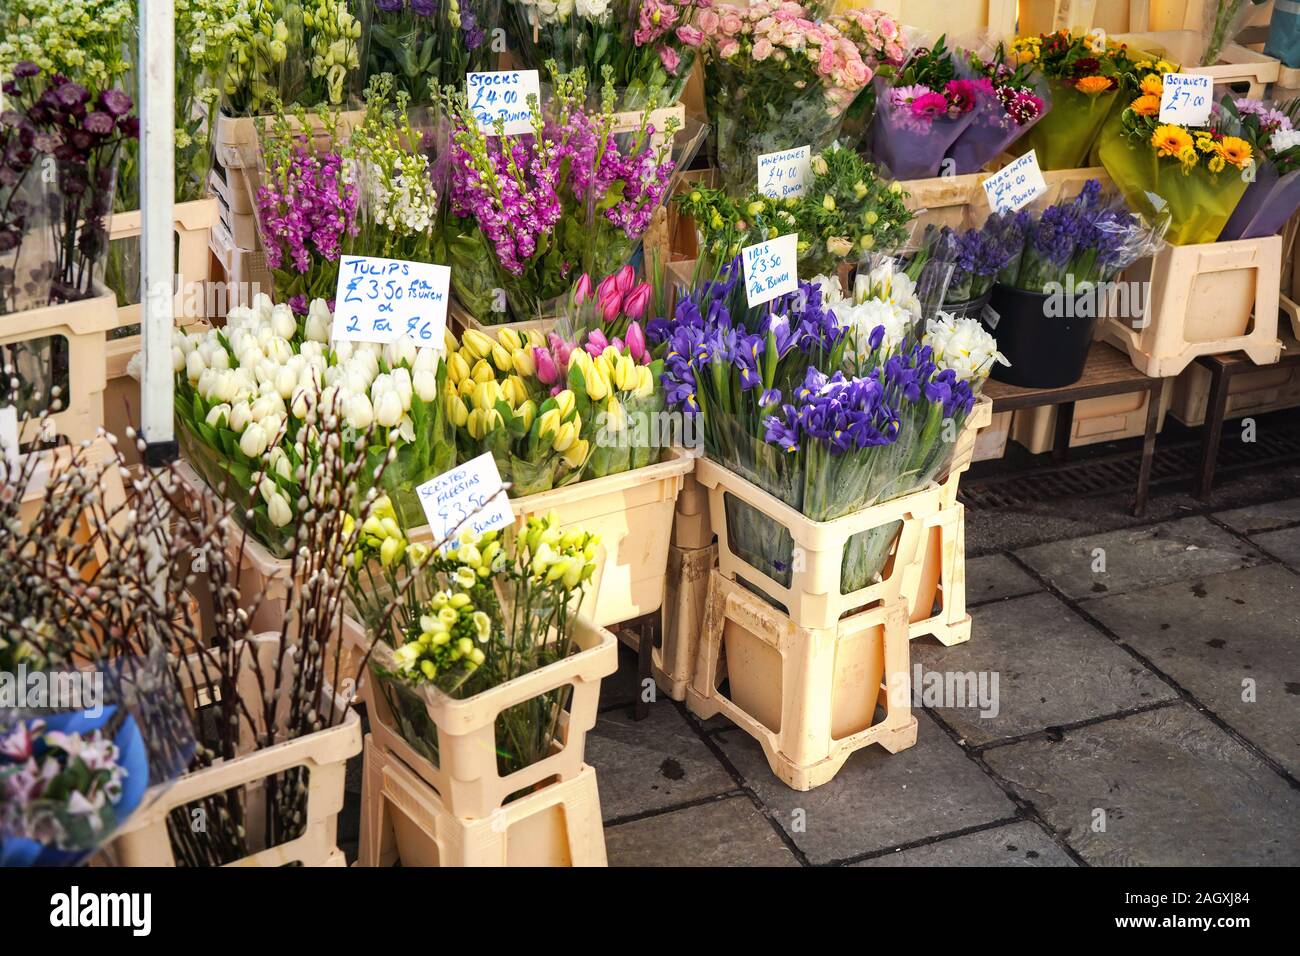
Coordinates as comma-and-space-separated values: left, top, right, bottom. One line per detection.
506, 0, 709, 110
827, 6, 907, 144
348, 74, 442, 264
1217, 96, 1300, 241
443, 72, 677, 324
869, 35, 982, 179
173, 294, 452, 552
701, 2, 870, 194
359, 0, 498, 105
902, 221, 1021, 312
1099, 67, 1253, 245
221, 0, 364, 116
255, 107, 360, 313
348, 511, 602, 776
674, 146, 914, 278
0, 67, 57, 318
1012, 30, 1137, 170
945, 41, 1049, 174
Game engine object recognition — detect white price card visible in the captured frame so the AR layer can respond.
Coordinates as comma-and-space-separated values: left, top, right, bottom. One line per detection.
1, 406, 17, 472
983, 150, 1048, 213
416, 453, 516, 552
332, 255, 451, 345
742, 234, 799, 308
1159, 72, 1213, 127
467, 70, 541, 136
757, 146, 812, 199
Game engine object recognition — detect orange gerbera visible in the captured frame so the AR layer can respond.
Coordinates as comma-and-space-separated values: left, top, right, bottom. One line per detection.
1152, 125, 1193, 158
1075, 75, 1114, 94
1139, 74, 1163, 96
1131, 94, 1161, 117
1218, 136, 1253, 168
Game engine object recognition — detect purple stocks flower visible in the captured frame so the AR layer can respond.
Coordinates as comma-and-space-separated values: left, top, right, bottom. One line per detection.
256, 141, 359, 274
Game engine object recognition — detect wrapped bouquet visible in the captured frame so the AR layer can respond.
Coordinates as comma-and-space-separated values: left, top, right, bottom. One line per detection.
700, 1, 871, 193
827, 6, 908, 143
360, 0, 498, 104
946, 42, 1049, 174
1218, 97, 1300, 241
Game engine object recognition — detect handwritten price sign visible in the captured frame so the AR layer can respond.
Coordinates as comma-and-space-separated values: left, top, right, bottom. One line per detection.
742, 233, 798, 308
1159, 73, 1213, 127
332, 255, 451, 345
983, 151, 1048, 213
757, 146, 812, 199
467, 70, 540, 136
416, 453, 516, 552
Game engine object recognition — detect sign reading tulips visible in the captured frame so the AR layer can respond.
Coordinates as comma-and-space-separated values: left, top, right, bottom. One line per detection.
742, 234, 798, 307
467, 70, 541, 136
417, 453, 516, 553
333, 255, 451, 345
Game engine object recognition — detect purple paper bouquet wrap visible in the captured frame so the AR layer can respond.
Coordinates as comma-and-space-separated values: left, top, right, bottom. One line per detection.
1218, 163, 1300, 241
946, 76, 1052, 175
869, 74, 978, 179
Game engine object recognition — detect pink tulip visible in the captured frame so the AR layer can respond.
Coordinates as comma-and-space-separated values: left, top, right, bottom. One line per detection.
585, 329, 608, 358
596, 273, 620, 304
534, 346, 559, 385
623, 282, 652, 319
613, 264, 636, 295
572, 273, 593, 305
626, 321, 647, 363
600, 289, 623, 323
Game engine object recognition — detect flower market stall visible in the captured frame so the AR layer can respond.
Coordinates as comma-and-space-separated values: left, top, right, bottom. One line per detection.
5, 0, 1300, 874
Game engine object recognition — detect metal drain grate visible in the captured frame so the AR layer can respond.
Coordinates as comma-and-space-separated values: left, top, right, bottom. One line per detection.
959, 417, 1300, 512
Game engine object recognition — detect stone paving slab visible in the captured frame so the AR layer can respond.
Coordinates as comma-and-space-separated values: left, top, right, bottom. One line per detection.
1015, 516, 1263, 601
1087, 563, 1300, 776
966, 553, 1042, 606
1214, 497, 1300, 535
983, 704, 1300, 866
604, 795, 799, 867
1251, 527, 1300, 568
914, 593, 1176, 747
853, 821, 1075, 867
713, 711, 1017, 865
587, 701, 737, 822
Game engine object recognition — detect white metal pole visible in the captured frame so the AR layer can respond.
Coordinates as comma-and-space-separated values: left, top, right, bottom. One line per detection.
139, 0, 177, 463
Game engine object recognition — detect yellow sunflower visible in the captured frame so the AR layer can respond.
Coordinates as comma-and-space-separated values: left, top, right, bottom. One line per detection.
1152, 125, 1193, 158
1139, 74, 1163, 96
1218, 136, 1253, 169
1130, 94, 1161, 117
1075, 75, 1114, 94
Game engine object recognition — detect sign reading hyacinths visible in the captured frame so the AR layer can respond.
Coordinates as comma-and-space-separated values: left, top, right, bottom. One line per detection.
467, 70, 541, 136
983, 150, 1047, 213
757, 146, 812, 199
416, 453, 516, 553
1159, 73, 1213, 127
742, 233, 799, 308
332, 255, 451, 345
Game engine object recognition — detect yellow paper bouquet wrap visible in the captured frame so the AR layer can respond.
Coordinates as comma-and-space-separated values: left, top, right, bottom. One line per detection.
1098, 66, 1254, 245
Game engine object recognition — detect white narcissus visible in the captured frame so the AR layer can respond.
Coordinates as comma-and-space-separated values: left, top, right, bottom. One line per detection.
924, 313, 1009, 385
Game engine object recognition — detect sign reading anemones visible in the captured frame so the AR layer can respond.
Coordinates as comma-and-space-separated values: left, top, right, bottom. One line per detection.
467, 70, 541, 136
757, 146, 812, 199
332, 255, 451, 345
742, 234, 798, 307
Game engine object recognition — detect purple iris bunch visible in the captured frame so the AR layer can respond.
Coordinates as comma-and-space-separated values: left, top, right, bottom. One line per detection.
256, 138, 359, 310
763, 367, 899, 455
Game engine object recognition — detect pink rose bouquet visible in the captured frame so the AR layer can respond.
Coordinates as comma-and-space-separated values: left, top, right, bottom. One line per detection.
700, 1, 871, 193
828, 7, 909, 142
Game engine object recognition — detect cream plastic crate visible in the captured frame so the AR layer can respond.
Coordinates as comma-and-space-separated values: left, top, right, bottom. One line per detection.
106, 198, 219, 345
902, 166, 1112, 233
1101, 236, 1282, 377
360, 619, 616, 820
359, 740, 607, 866
974, 410, 1012, 462
695, 457, 943, 630
655, 543, 717, 701
2, 287, 118, 447
209, 220, 274, 316
1171, 351, 1300, 426
672, 449, 712, 549
905, 504, 970, 647
686, 572, 917, 791
1114, 29, 1280, 97
1010, 388, 1172, 453
873, 0, 1016, 38
448, 298, 558, 341
1020, 0, 1276, 36
108, 636, 361, 867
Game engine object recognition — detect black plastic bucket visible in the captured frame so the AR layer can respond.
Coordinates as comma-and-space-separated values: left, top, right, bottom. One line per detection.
943, 291, 991, 321
983, 283, 1099, 388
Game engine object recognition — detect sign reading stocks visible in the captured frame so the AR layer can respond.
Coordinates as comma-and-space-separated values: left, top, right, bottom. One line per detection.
467, 69, 541, 136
